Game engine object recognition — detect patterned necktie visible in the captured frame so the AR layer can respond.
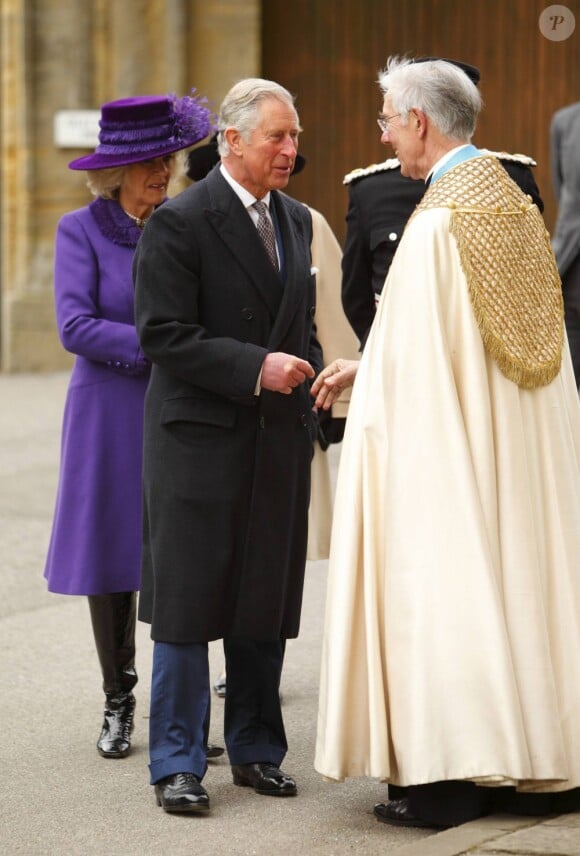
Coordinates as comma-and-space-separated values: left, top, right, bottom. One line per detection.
253, 200, 279, 271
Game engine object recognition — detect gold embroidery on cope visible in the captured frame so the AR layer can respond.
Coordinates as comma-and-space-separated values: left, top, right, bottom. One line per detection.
414, 156, 563, 389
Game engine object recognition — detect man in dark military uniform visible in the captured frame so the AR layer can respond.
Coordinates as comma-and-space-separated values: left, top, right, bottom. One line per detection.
341, 59, 544, 348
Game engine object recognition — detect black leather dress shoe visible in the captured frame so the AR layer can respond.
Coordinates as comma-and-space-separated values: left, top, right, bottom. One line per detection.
154, 773, 210, 813
231, 763, 297, 796
373, 798, 447, 829
205, 743, 225, 759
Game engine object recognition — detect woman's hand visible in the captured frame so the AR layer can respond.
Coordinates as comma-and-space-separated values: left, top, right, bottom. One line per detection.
311, 359, 360, 410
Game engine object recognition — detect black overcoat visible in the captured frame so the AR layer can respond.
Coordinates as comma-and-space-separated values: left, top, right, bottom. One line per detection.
133, 167, 322, 643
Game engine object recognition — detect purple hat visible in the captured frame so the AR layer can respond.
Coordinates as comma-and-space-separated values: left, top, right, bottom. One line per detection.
68, 92, 214, 171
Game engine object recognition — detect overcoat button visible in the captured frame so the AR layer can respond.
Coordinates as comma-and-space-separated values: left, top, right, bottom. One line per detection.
259, 416, 265, 429
388, 232, 398, 241
309, 306, 315, 319
115, 361, 121, 367
242, 307, 254, 321
300, 413, 308, 426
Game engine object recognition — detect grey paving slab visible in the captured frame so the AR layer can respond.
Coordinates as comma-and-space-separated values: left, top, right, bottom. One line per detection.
472, 815, 580, 855
391, 815, 545, 856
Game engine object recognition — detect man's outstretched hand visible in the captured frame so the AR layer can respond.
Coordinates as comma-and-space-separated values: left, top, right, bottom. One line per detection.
261, 352, 315, 394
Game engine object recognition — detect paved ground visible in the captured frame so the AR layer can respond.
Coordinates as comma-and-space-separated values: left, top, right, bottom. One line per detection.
1, 371, 578, 855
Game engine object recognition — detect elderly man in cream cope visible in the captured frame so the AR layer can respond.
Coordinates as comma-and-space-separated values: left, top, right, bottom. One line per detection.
313, 56, 580, 830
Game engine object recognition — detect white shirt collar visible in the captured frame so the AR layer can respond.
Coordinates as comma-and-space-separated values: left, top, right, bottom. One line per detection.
219, 164, 272, 212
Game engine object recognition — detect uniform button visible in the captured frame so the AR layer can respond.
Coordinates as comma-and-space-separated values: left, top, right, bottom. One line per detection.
388, 232, 398, 241
115, 361, 121, 367
309, 306, 315, 319
106, 361, 112, 366
242, 307, 254, 321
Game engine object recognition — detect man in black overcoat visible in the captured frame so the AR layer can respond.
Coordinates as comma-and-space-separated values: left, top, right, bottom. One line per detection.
341, 59, 544, 349
134, 78, 322, 813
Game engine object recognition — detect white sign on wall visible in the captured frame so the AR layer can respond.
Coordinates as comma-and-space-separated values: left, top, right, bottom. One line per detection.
54, 110, 100, 148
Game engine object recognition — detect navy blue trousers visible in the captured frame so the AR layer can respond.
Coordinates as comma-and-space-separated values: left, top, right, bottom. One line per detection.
149, 637, 286, 784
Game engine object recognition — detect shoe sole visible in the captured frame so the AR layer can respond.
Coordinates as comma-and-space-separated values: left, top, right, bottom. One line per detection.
97, 747, 131, 759
374, 810, 441, 829
156, 798, 210, 813
233, 779, 297, 796
375, 814, 431, 827
255, 788, 296, 797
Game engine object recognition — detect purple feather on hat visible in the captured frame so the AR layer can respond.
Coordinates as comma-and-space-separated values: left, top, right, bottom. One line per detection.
169, 90, 214, 147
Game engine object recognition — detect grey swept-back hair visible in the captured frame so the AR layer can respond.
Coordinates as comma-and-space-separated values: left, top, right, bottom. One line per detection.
378, 56, 482, 141
217, 78, 299, 156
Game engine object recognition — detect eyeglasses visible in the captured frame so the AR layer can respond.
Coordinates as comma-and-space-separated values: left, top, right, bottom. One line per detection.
377, 113, 401, 133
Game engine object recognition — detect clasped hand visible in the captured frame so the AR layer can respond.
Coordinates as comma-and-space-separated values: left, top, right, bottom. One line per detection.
311, 359, 360, 410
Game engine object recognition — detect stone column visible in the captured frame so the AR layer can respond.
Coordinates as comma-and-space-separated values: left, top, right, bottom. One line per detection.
187, 0, 261, 106
1, 0, 35, 370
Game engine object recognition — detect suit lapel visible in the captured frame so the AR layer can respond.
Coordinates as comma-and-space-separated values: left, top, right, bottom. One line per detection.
202, 172, 311, 349
203, 170, 282, 319
268, 193, 308, 347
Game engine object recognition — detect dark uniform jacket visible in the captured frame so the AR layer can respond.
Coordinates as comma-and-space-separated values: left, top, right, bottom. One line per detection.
342, 151, 544, 346
134, 166, 322, 644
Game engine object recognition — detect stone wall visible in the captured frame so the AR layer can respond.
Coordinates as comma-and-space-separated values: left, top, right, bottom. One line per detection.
0, 0, 260, 371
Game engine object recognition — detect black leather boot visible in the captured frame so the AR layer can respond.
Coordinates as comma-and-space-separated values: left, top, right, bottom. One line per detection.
88, 592, 138, 759
97, 690, 136, 758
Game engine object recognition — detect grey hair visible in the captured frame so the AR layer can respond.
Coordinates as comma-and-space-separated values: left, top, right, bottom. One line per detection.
378, 56, 482, 141
84, 150, 187, 199
217, 78, 298, 157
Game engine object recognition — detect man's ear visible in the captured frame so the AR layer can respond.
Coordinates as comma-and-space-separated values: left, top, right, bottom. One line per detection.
411, 109, 427, 138
225, 127, 243, 155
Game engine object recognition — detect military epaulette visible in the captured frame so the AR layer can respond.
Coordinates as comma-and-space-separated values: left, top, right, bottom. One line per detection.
343, 157, 400, 185
479, 149, 537, 168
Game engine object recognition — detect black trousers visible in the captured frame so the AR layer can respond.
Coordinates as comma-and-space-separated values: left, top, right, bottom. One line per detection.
404, 780, 580, 827
407, 781, 492, 827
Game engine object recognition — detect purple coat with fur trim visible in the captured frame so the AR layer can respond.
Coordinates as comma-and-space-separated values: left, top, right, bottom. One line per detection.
44, 198, 150, 595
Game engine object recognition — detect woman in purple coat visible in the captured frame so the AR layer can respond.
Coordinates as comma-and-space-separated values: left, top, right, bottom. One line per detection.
44, 92, 213, 759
